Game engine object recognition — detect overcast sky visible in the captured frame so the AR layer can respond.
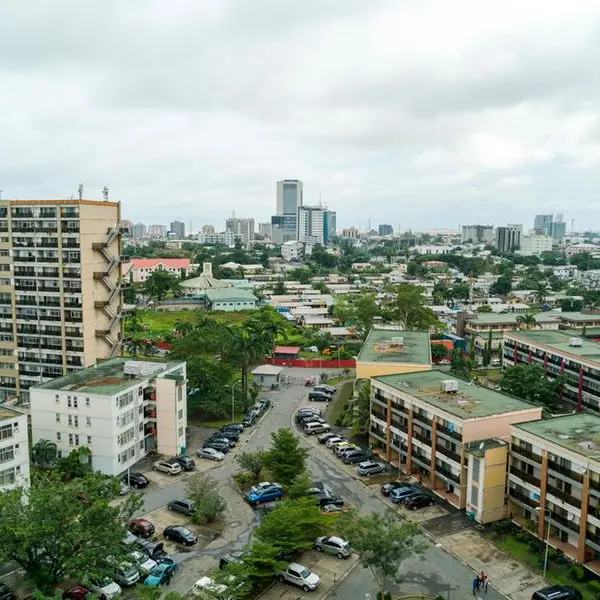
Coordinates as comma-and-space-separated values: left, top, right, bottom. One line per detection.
2, 1, 600, 232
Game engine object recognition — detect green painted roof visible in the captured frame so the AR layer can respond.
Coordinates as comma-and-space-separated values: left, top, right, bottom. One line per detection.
515, 413, 600, 460
560, 312, 600, 323
35, 357, 184, 395
357, 328, 431, 365
203, 288, 257, 302
374, 370, 538, 419
469, 313, 560, 326
506, 330, 600, 360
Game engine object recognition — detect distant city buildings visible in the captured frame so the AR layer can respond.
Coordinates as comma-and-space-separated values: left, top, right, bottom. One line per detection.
225, 216, 255, 246
131, 222, 146, 238
201, 224, 215, 235
125, 258, 193, 283
461, 225, 495, 244
282, 240, 304, 261
0, 407, 30, 492
170, 220, 185, 238
272, 179, 303, 244
495, 225, 522, 253
197, 231, 235, 246
147, 224, 167, 237
518, 234, 553, 256
378, 224, 393, 236
533, 213, 566, 241
258, 222, 272, 238
342, 227, 359, 239
297, 205, 329, 246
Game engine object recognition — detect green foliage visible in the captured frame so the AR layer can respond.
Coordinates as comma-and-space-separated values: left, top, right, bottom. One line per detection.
500, 364, 563, 408
272, 280, 287, 295
56, 447, 92, 480
568, 565, 585, 582
243, 541, 287, 583
0, 471, 142, 592
430, 343, 448, 362
31, 439, 58, 468
211, 559, 256, 599
490, 274, 512, 295
337, 510, 426, 596
344, 379, 370, 434
384, 283, 440, 331
263, 428, 309, 486
255, 498, 331, 553
186, 473, 226, 524
561, 298, 584, 312
135, 586, 163, 600
287, 471, 313, 499
143, 269, 182, 301
332, 292, 382, 338
478, 304, 493, 313
233, 471, 254, 487
235, 451, 266, 483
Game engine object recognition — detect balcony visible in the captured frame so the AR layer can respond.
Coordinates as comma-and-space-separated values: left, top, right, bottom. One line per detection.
413, 430, 432, 445
435, 465, 461, 484
591, 479, 600, 494
510, 465, 541, 487
547, 484, 582, 508
61, 222, 80, 232
547, 460, 584, 483
436, 444, 462, 464
549, 511, 580, 534
413, 414, 433, 428
412, 453, 431, 471
13, 256, 36, 263
437, 424, 462, 441
512, 445, 542, 463
509, 489, 539, 510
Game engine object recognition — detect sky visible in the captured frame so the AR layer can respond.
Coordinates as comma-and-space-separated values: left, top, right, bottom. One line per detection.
2, 1, 600, 232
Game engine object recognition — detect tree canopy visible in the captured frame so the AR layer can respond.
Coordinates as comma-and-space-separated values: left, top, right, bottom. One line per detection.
500, 364, 565, 408
262, 428, 309, 486
384, 283, 440, 331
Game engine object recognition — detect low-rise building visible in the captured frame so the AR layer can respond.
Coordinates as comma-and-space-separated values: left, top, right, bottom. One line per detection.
201, 288, 258, 311
508, 414, 600, 572
126, 258, 192, 283
30, 358, 187, 476
370, 370, 542, 513
356, 327, 431, 379
0, 407, 30, 492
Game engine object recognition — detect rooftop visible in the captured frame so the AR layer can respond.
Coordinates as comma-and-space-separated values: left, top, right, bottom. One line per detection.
466, 438, 508, 458
358, 328, 431, 365
0, 406, 24, 420
505, 330, 600, 360
131, 258, 191, 269
560, 311, 600, 323
515, 413, 600, 460
374, 370, 537, 419
203, 288, 257, 302
469, 313, 561, 326
34, 358, 184, 395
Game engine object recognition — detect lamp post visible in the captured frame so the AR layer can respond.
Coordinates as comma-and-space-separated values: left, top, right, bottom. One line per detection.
435, 543, 451, 600
231, 379, 243, 423
127, 437, 138, 489
536, 506, 552, 580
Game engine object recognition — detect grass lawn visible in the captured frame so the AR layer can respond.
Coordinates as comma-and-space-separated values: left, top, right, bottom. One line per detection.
188, 412, 246, 430
140, 309, 250, 335
327, 380, 353, 425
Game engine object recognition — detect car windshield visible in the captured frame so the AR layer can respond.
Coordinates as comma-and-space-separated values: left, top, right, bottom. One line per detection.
122, 565, 137, 577
98, 577, 112, 587
299, 568, 311, 579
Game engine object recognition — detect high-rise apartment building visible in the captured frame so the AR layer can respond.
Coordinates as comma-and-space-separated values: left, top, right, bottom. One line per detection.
201, 224, 215, 235
131, 223, 146, 238
225, 217, 255, 246
533, 214, 566, 241
461, 225, 495, 244
276, 179, 303, 216
297, 205, 326, 246
169, 220, 185, 238
495, 225, 522, 253
0, 199, 125, 403
147, 224, 167, 237
378, 224, 393, 236
326, 211, 337, 242
258, 222, 272, 239
0, 407, 30, 492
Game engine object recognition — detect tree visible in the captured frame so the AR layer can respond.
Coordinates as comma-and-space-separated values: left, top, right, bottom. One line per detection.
56, 447, 92, 480
31, 439, 58, 468
561, 298, 583, 312
272, 280, 286, 295
451, 282, 471, 302
344, 380, 370, 434
263, 428, 309, 486
534, 282, 548, 305
255, 499, 331, 553
212, 560, 256, 600
337, 510, 426, 597
0, 472, 142, 592
186, 473, 227, 524
288, 471, 313, 499
490, 274, 512, 296
516, 313, 538, 330
242, 542, 287, 584
143, 270, 182, 301
236, 451, 266, 483
384, 283, 439, 331
430, 343, 448, 363
500, 364, 562, 408
477, 304, 493, 313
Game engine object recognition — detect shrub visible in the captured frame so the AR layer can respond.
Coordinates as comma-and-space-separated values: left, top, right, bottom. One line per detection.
523, 518, 537, 532
384, 593, 392, 600
569, 565, 585, 582
492, 519, 514, 535
233, 471, 253, 487
587, 579, 600, 595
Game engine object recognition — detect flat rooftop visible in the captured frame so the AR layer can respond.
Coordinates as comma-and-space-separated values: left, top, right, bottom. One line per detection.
506, 330, 600, 360
469, 313, 561, 326
515, 414, 600, 460
0, 406, 24, 420
374, 370, 537, 419
560, 311, 600, 323
35, 358, 184, 396
358, 328, 431, 365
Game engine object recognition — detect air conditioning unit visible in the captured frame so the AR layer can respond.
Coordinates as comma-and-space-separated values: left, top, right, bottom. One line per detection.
391, 336, 404, 346
441, 379, 458, 393
569, 338, 583, 347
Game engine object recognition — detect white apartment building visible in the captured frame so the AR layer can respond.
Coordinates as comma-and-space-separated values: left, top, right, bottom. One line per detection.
282, 240, 304, 261
297, 206, 325, 246
30, 358, 187, 476
518, 234, 553, 256
0, 407, 30, 491
461, 225, 495, 245
225, 217, 255, 246
197, 231, 235, 246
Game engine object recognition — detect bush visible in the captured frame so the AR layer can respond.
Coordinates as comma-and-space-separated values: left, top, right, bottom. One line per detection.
233, 471, 253, 487
523, 518, 537, 532
492, 519, 514, 535
384, 593, 392, 600
587, 579, 600, 595
186, 473, 226, 524
569, 565, 585, 582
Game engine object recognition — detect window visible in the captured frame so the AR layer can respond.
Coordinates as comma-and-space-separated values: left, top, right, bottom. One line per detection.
68, 415, 73, 427
73, 397, 78, 408
0, 424, 12, 440
86, 416, 91, 427
68, 433, 74, 445
0, 467, 15, 486
178, 426, 184, 437
56, 432, 61, 441
470, 485, 478, 507
55, 413, 60, 423
178, 409, 183, 420
472, 458, 480, 483
67, 396, 72, 408
87, 436, 92, 444
0, 446, 14, 464
85, 397, 90, 407
73, 416, 78, 427
74, 435, 79, 445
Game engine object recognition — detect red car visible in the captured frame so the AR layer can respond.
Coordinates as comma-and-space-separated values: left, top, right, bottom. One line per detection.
62, 586, 92, 600
128, 518, 156, 538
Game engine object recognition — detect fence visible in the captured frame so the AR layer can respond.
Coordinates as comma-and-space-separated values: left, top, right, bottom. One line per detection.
263, 357, 356, 369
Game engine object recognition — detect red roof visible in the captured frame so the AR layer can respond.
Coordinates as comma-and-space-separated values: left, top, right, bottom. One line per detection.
131, 258, 191, 269
274, 346, 300, 354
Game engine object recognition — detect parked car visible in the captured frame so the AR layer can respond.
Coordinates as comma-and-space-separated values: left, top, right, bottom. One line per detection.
196, 447, 225, 461
113, 563, 140, 587
380, 481, 407, 497
277, 563, 321, 592
296, 408, 321, 423
532, 586, 582, 600
405, 493, 434, 510
304, 422, 331, 435
246, 482, 284, 505
207, 434, 236, 446
86, 577, 121, 600
192, 576, 227, 598
390, 486, 420, 504
328, 439, 352, 450
315, 535, 352, 559
308, 391, 331, 402
128, 518, 155, 538
316, 384, 337, 394
216, 430, 239, 443
259, 398, 271, 411
167, 498, 196, 516
164, 525, 198, 546
144, 561, 178, 587
356, 461, 386, 476
317, 432, 337, 444
221, 423, 244, 433
153, 460, 182, 476
202, 440, 230, 454
342, 452, 370, 464
334, 442, 358, 456
242, 413, 255, 427
122, 472, 149, 489
316, 495, 344, 508
325, 436, 346, 448
129, 550, 157, 577
321, 503, 350, 515
170, 455, 196, 471
123, 531, 138, 546
62, 586, 91, 600
311, 387, 333, 397
134, 539, 166, 561
219, 553, 245, 570
299, 414, 326, 426
311, 481, 333, 495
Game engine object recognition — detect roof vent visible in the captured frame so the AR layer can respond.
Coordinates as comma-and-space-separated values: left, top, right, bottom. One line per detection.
441, 379, 458, 393
569, 337, 583, 347
391, 336, 404, 346
557, 434, 571, 440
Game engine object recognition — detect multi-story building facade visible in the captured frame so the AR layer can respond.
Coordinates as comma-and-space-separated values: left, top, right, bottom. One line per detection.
30, 358, 187, 476
461, 225, 495, 245
131, 222, 146, 239
169, 220, 185, 238
276, 179, 303, 216
125, 258, 192, 284
225, 217, 255, 246
496, 225, 522, 253
0, 406, 30, 492
534, 214, 554, 235
297, 205, 326, 246
258, 222, 272, 239
282, 240, 304, 261
0, 199, 125, 403
518, 234, 553, 256
378, 224, 393, 236
503, 330, 600, 412
370, 370, 542, 513
147, 224, 167, 238
197, 231, 235, 246
508, 414, 600, 571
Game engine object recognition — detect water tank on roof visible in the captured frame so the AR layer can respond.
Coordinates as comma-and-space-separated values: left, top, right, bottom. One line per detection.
441, 379, 458, 393
391, 336, 404, 346
569, 337, 583, 347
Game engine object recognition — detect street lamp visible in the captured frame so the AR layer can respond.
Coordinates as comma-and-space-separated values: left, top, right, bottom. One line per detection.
231, 379, 243, 423
535, 506, 552, 580
127, 437, 138, 489
435, 543, 451, 600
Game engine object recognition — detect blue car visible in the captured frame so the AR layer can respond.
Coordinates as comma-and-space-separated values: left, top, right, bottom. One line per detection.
143, 562, 178, 587
246, 482, 283, 505
390, 486, 420, 504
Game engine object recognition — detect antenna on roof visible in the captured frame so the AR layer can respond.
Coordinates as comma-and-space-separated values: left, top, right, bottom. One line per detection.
78, 184, 83, 200
102, 186, 109, 201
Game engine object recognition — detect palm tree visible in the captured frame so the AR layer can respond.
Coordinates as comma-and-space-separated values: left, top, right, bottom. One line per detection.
174, 320, 194, 337
31, 439, 58, 467
534, 282, 548, 305
125, 337, 144, 357
230, 327, 266, 405
516, 313, 538, 330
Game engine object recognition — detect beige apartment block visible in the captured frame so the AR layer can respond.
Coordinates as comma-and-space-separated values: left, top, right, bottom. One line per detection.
0, 199, 126, 402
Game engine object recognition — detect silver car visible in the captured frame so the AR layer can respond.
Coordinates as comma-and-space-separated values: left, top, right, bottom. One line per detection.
277, 563, 321, 592
196, 447, 225, 461
315, 536, 352, 559
114, 563, 140, 587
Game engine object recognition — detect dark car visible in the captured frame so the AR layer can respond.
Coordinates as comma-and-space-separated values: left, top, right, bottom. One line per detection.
0, 585, 15, 600
167, 498, 196, 516
242, 413, 255, 427
219, 553, 245, 570
308, 391, 331, 402
390, 486, 420, 504
299, 415, 326, 426
170, 455, 196, 471
221, 423, 245, 433
217, 430, 239, 443
317, 432, 337, 444
316, 495, 344, 508
203, 440, 230, 453
163, 525, 197, 546
380, 481, 407, 496
61, 586, 90, 600
295, 408, 321, 423
405, 494, 434, 510
135, 539, 166, 560
123, 472, 149, 489
532, 587, 582, 600
312, 386, 334, 397
259, 398, 271, 411
342, 452, 370, 464
128, 518, 156, 538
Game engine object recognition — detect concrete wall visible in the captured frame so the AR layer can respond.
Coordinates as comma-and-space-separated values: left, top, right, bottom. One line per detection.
462, 408, 543, 443
356, 361, 431, 379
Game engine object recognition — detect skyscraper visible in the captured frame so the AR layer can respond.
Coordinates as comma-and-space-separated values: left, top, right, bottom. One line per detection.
533, 214, 553, 235
297, 205, 325, 246
378, 224, 393, 236
495, 225, 522, 253
170, 220, 185, 238
276, 179, 303, 216
0, 198, 125, 402
131, 222, 146, 238
225, 216, 255, 245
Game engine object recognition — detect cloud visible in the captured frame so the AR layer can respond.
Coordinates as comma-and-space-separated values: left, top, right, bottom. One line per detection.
1, 0, 600, 229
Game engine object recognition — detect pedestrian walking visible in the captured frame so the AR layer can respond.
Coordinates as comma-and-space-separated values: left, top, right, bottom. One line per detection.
472, 576, 480, 595
480, 572, 488, 594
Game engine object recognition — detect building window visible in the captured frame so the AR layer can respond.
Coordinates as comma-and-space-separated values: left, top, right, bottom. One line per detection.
0, 446, 15, 464
55, 413, 61, 423
470, 485, 478, 507
73, 397, 78, 408
85, 397, 90, 407
67, 396, 72, 408
68, 415, 73, 427
87, 436, 92, 445
56, 432, 61, 442
0, 425, 12, 441
178, 426, 184, 437
55, 394, 59, 403
178, 409, 183, 420
472, 458, 480, 483
86, 416, 91, 427
73, 416, 78, 427
0, 467, 15, 486
68, 434, 73, 445
74, 435, 79, 445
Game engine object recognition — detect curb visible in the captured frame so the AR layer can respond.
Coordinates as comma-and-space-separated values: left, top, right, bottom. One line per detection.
322, 553, 360, 599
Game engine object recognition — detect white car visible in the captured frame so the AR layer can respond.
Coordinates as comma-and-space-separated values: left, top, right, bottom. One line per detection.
325, 436, 346, 448
129, 550, 157, 577
192, 576, 228, 598
153, 460, 183, 475
197, 447, 225, 461
356, 460, 386, 476
277, 563, 321, 592
87, 577, 122, 599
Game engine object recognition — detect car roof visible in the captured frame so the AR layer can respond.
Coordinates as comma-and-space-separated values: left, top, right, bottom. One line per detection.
288, 562, 308, 571
325, 536, 346, 544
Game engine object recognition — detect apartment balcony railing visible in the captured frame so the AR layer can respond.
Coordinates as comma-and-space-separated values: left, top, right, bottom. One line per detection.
413, 414, 433, 428
437, 424, 462, 441
413, 430, 431, 445
547, 484, 582, 509
547, 460, 584, 483
435, 465, 461, 484
510, 465, 541, 487
587, 530, 600, 546
511, 445, 542, 463
436, 444, 462, 464
509, 489, 539, 510
549, 511, 580, 534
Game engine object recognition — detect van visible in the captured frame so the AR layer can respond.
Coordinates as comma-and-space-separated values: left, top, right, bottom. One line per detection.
531, 587, 582, 600
304, 422, 331, 435
167, 498, 196, 516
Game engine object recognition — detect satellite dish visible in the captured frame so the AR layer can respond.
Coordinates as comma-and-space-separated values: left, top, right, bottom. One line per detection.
479, 442, 485, 450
